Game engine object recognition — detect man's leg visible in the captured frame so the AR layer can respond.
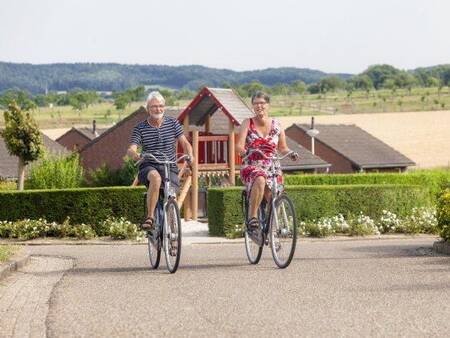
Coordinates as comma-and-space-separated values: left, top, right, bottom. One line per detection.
249, 176, 266, 220
146, 170, 162, 221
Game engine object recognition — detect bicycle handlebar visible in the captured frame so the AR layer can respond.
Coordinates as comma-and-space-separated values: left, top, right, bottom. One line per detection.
241, 149, 294, 162
135, 153, 191, 167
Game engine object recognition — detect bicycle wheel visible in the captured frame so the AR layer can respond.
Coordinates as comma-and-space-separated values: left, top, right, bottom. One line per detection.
163, 198, 182, 273
147, 233, 161, 269
244, 197, 263, 265
269, 194, 297, 269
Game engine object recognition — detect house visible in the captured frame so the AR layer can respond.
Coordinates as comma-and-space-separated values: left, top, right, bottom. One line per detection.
78, 107, 181, 172
56, 120, 107, 151
285, 123, 415, 173
0, 131, 69, 180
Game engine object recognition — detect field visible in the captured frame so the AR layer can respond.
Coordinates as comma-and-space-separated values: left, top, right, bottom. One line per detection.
1, 87, 449, 129
278, 110, 450, 169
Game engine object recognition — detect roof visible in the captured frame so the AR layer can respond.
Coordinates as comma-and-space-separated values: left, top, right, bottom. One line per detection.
178, 87, 254, 127
290, 124, 415, 169
56, 127, 107, 143
281, 136, 331, 170
79, 106, 181, 152
0, 130, 69, 179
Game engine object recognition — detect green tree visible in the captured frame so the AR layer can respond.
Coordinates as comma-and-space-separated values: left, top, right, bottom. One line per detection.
0, 90, 37, 111
291, 80, 307, 95
1, 102, 43, 190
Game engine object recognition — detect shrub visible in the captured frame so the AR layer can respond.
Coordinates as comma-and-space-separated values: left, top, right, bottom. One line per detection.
208, 184, 431, 237
400, 207, 438, 234
0, 186, 146, 225
106, 217, 144, 240
86, 157, 137, 187
284, 170, 450, 203
349, 213, 379, 236
26, 153, 84, 189
437, 189, 450, 241
377, 210, 401, 233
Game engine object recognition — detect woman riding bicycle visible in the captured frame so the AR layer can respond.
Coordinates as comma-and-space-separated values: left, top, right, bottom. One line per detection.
236, 91, 299, 233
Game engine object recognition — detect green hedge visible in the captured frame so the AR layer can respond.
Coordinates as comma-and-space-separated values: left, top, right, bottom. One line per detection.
0, 187, 146, 225
207, 184, 432, 236
284, 171, 450, 203
437, 189, 450, 241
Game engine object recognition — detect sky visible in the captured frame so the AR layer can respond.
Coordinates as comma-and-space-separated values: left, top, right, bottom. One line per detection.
0, 0, 449, 74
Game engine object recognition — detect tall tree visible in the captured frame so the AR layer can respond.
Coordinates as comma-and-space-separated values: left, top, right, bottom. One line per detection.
1, 102, 43, 190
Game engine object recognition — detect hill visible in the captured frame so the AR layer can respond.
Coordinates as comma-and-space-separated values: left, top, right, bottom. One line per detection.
0, 62, 351, 94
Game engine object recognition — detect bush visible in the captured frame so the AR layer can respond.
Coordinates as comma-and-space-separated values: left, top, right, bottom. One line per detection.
0, 217, 96, 240
26, 153, 84, 189
349, 213, 379, 236
401, 207, 438, 234
86, 157, 137, 187
103, 217, 144, 240
207, 184, 431, 237
437, 189, 450, 241
284, 170, 450, 203
0, 186, 146, 225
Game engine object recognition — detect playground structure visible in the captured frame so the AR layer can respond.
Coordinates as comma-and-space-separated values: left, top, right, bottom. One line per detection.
176, 87, 254, 220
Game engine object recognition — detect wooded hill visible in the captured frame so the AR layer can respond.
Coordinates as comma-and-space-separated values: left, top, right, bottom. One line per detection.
0, 62, 351, 94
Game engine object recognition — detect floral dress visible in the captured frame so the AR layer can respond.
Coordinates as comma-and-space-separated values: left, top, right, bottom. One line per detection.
240, 118, 283, 193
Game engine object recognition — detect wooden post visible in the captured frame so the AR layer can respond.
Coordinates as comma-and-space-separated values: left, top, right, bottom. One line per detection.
192, 130, 199, 220
183, 115, 191, 221
228, 121, 236, 185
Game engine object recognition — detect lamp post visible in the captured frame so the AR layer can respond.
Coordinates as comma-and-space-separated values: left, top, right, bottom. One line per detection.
306, 117, 319, 155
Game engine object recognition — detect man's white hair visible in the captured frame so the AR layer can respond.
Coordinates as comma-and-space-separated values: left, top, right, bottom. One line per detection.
146, 91, 165, 106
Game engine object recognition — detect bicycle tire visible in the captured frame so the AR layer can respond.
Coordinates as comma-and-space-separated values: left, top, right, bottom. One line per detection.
163, 198, 182, 273
269, 194, 297, 269
147, 233, 161, 269
244, 192, 263, 264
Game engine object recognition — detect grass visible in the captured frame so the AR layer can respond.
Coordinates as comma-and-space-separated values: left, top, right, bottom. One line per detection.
0, 245, 18, 263
0, 87, 448, 128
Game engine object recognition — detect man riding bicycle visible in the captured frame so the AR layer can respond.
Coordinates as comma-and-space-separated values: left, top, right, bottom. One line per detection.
127, 91, 193, 231
236, 91, 299, 234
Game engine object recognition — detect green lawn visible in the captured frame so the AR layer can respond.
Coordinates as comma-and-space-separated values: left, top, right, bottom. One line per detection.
0, 245, 17, 263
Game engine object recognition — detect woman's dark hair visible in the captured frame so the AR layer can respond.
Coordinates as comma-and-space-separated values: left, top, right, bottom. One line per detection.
251, 91, 270, 104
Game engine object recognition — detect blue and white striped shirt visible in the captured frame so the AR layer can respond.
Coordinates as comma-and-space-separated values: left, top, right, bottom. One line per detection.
130, 116, 184, 169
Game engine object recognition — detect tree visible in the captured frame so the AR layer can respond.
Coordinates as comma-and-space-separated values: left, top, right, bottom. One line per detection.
1, 102, 44, 190
291, 80, 307, 95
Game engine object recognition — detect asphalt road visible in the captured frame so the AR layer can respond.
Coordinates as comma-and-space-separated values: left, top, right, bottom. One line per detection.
1, 237, 449, 337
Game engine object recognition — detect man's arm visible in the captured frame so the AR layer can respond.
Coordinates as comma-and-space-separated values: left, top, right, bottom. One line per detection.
178, 135, 194, 161
127, 144, 140, 161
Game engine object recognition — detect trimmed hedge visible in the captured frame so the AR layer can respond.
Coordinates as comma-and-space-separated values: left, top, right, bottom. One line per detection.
207, 184, 432, 236
0, 187, 146, 225
437, 188, 450, 241
284, 171, 450, 203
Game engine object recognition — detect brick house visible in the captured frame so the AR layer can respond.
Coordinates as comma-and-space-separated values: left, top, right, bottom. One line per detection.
78, 107, 181, 172
56, 121, 106, 151
285, 123, 415, 173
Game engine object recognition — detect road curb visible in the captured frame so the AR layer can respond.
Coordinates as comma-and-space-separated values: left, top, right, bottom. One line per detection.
433, 240, 450, 255
0, 251, 30, 281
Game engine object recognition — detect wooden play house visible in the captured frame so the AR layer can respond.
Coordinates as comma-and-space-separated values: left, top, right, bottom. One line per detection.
176, 87, 254, 220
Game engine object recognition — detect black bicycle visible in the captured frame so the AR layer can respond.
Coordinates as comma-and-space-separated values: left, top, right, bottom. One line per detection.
136, 152, 190, 274
241, 149, 298, 268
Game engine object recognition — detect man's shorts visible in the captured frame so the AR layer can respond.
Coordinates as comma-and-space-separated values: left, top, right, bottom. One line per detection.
138, 163, 180, 192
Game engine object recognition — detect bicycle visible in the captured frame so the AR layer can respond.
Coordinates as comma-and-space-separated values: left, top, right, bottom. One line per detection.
136, 152, 191, 274
241, 149, 298, 268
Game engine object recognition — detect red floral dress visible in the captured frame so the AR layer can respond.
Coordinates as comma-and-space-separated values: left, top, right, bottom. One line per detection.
240, 118, 283, 193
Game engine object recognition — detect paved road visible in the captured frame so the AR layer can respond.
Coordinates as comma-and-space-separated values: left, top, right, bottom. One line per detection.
1, 237, 449, 337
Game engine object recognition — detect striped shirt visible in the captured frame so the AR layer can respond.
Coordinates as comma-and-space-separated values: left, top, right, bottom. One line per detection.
130, 116, 184, 169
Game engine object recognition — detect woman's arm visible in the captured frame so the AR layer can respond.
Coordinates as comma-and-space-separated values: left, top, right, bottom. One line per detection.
278, 129, 299, 160
236, 118, 250, 156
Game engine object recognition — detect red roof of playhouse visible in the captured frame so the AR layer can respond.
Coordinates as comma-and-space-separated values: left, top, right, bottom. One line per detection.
178, 87, 254, 128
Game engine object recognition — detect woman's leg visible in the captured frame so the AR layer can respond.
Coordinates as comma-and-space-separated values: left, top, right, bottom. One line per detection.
249, 176, 266, 220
